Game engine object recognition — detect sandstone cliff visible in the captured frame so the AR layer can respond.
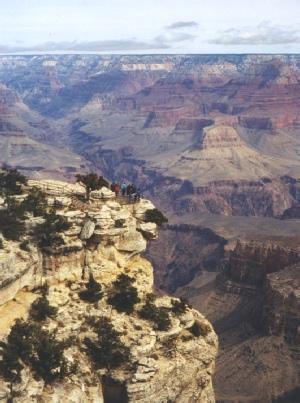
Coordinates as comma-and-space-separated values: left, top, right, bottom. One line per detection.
0, 180, 218, 402
176, 240, 300, 402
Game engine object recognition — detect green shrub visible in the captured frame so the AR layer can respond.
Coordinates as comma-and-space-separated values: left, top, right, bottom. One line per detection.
0, 170, 28, 241
76, 173, 109, 200
31, 330, 68, 382
0, 217, 25, 241
4, 197, 25, 219
107, 273, 140, 314
145, 293, 156, 303
139, 299, 171, 331
34, 209, 70, 248
20, 240, 30, 251
22, 187, 47, 217
0, 238, 3, 249
144, 208, 168, 226
0, 198, 26, 241
0, 167, 27, 196
79, 273, 103, 303
84, 317, 129, 370
0, 319, 68, 383
171, 298, 190, 315
152, 307, 171, 331
29, 295, 58, 321
189, 321, 210, 337
38, 282, 49, 296
114, 219, 125, 228
0, 340, 23, 385
139, 300, 157, 321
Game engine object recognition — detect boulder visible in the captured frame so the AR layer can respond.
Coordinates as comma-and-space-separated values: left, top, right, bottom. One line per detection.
80, 220, 95, 240
116, 230, 147, 254
138, 222, 157, 239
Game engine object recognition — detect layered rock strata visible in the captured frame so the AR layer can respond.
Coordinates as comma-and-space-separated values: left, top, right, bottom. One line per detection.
0, 180, 218, 403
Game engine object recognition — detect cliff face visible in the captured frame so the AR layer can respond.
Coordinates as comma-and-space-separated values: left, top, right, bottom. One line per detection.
0, 180, 218, 403
176, 240, 300, 402
263, 265, 300, 344
225, 241, 299, 286
145, 224, 226, 293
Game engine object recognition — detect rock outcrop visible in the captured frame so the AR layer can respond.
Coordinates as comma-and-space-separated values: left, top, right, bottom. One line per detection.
0, 246, 40, 306
224, 241, 299, 286
0, 180, 218, 403
263, 264, 300, 343
176, 239, 300, 402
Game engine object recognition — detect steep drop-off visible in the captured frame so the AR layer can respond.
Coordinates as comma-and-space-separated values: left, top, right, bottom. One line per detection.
176, 241, 300, 402
0, 179, 218, 402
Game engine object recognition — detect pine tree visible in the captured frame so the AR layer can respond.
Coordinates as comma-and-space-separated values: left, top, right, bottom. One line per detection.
0, 167, 27, 196
29, 295, 58, 321
76, 173, 109, 200
0, 319, 68, 384
84, 317, 129, 369
108, 273, 140, 314
22, 187, 47, 217
79, 273, 103, 303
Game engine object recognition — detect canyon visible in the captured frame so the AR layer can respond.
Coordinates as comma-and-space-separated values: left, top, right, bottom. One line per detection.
0, 54, 300, 401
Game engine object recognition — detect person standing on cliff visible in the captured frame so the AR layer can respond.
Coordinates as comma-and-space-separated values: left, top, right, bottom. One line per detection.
134, 187, 141, 202
114, 183, 120, 196
126, 184, 131, 195
121, 182, 127, 196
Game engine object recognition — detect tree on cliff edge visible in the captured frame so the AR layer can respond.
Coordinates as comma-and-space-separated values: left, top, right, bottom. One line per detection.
76, 173, 109, 200
0, 167, 27, 196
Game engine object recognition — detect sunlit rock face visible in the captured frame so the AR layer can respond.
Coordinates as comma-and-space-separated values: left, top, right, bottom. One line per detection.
0, 179, 218, 403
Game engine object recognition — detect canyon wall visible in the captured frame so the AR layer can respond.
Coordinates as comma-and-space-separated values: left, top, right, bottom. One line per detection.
175, 240, 300, 402
0, 180, 218, 403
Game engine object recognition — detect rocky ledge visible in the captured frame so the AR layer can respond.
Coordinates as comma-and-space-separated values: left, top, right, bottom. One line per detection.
0, 179, 218, 403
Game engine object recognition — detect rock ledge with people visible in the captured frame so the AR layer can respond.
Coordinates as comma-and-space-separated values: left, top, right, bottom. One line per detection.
0, 169, 217, 402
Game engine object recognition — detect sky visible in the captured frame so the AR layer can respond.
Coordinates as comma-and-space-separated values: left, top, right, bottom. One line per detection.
0, 0, 299, 54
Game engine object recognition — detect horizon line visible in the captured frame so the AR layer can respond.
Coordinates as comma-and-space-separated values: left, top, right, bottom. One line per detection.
0, 52, 300, 56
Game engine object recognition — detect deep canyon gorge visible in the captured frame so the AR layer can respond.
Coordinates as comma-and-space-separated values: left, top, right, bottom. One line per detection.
0, 54, 300, 402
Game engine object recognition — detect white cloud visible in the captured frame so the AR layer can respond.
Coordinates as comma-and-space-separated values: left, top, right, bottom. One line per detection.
0, 39, 169, 53
166, 21, 199, 30
209, 21, 300, 45
0, 31, 196, 54
0, 1, 299, 53
155, 32, 196, 44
